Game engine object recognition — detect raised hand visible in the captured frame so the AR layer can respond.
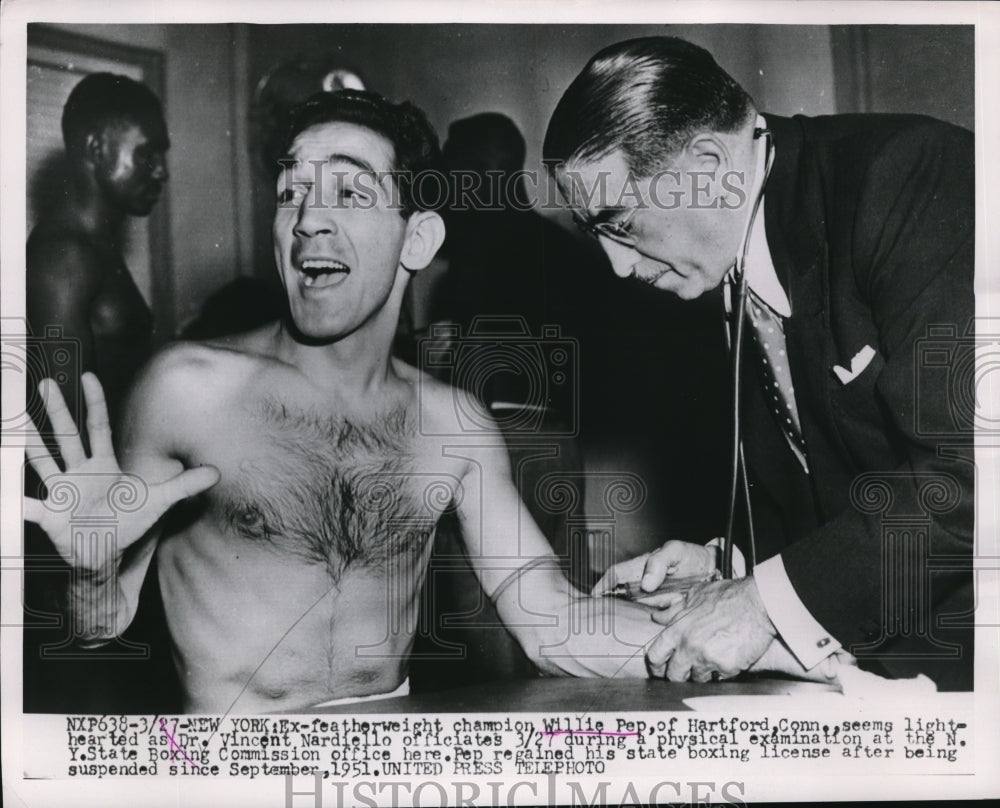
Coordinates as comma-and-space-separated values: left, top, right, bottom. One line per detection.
23, 373, 220, 570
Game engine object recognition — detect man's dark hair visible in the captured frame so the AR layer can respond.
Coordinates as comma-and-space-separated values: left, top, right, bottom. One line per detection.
444, 112, 526, 176
544, 37, 754, 177
281, 89, 441, 218
62, 73, 164, 157
443, 112, 530, 210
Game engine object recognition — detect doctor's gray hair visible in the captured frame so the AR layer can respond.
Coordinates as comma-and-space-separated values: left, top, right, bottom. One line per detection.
544, 37, 754, 177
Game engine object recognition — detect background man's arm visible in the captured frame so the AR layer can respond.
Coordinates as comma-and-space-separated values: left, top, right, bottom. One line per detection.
26, 235, 102, 421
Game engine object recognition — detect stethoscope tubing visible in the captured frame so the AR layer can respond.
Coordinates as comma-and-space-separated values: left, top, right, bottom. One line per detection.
722, 127, 773, 579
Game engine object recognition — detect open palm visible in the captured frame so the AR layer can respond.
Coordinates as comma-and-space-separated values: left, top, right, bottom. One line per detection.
23, 373, 219, 569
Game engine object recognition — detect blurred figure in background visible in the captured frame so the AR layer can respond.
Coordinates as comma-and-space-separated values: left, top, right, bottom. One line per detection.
27, 72, 169, 424
180, 277, 286, 341
427, 112, 607, 422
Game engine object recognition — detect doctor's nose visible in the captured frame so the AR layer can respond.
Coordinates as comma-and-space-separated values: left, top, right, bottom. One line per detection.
600, 237, 638, 278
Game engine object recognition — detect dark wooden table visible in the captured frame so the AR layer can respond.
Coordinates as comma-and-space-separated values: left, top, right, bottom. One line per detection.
316, 677, 839, 713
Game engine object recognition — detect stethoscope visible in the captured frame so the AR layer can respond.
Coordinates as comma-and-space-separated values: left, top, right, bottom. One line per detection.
721, 125, 774, 579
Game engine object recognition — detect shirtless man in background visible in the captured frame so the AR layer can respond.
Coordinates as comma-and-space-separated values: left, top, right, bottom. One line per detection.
25, 91, 682, 713
27, 72, 168, 422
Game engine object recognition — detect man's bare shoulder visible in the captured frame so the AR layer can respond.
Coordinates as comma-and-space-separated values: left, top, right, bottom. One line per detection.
122, 333, 279, 432
27, 221, 91, 253
197, 321, 282, 355
26, 226, 103, 286
394, 360, 500, 442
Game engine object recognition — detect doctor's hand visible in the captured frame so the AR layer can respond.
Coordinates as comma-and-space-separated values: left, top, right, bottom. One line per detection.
591, 540, 717, 608
645, 576, 778, 682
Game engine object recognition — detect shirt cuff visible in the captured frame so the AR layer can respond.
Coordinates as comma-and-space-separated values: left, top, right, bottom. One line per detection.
754, 554, 842, 670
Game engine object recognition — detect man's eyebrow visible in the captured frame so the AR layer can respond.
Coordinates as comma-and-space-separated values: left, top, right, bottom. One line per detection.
277, 152, 381, 176
326, 152, 379, 174
579, 206, 626, 226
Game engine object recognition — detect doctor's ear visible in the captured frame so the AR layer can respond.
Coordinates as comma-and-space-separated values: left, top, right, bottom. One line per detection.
400, 210, 446, 272
685, 133, 731, 175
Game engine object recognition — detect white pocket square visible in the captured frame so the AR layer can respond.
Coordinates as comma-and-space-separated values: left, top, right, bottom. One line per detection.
832, 344, 876, 385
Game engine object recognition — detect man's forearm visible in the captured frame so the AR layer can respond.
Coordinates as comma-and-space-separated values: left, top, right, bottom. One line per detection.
494, 564, 655, 678
66, 560, 127, 646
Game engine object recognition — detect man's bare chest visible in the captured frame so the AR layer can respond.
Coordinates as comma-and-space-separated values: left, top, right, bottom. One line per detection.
90, 257, 154, 339
189, 397, 464, 579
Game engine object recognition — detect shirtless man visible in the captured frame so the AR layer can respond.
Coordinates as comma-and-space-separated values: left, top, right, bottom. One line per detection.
24, 90, 687, 713
27, 73, 168, 421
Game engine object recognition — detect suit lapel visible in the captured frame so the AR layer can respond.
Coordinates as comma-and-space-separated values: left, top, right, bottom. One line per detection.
761, 115, 826, 320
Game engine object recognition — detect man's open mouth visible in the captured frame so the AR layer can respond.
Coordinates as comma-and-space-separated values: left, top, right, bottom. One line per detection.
297, 258, 350, 288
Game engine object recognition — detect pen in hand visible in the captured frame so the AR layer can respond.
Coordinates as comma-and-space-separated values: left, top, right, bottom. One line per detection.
599, 571, 720, 601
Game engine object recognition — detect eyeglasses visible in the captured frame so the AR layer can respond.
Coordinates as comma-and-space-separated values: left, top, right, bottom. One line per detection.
574, 127, 774, 251
574, 204, 641, 248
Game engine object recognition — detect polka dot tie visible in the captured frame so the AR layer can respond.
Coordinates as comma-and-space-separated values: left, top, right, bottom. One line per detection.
745, 288, 809, 470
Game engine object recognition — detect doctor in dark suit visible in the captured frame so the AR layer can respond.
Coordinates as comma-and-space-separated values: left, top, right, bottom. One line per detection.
544, 37, 974, 688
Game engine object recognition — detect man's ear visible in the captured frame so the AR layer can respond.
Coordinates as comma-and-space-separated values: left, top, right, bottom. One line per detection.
685, 133, 741, 207
685, 133, 730, 175
84, 131, 108, 169
400, 210, 446, 272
